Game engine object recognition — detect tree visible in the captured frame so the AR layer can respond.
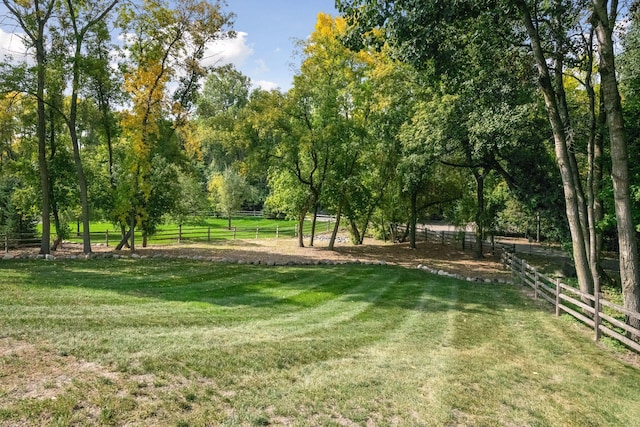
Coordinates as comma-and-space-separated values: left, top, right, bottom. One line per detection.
591, 0, 640, 327
115, 0, 233, 250
2, 0, 56, 254
208, 167, 254, 229
399, 93, 464, 249
265, 167, 313, 247
337, 0, 639, 304
196, 64, 252, 174
59, 0, 120, 254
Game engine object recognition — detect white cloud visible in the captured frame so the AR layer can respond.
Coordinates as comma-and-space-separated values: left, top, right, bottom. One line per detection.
202, 31, 253, 68
0, 27, 27, 61
255, 80, 280, 91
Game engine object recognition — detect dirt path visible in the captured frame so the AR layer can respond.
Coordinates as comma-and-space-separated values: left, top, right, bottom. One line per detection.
4, 234, 513, 282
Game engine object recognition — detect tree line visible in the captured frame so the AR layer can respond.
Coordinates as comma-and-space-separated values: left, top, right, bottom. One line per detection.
1, 1, 639, 326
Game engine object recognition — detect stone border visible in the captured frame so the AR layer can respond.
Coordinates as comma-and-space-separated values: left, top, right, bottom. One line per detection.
2, 251, 510, 286
416, 263, 513, 286
1, 251, 389, 267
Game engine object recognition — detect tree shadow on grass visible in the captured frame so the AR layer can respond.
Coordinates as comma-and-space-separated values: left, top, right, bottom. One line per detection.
5, 256, 536, 318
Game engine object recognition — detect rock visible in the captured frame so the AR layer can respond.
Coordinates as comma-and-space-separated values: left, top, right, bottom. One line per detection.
2, 254, 14, 260
45, 254, 55, 261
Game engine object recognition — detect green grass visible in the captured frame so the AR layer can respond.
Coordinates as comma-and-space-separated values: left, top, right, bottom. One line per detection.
63, 217, 330, 245
1, 259, 639, 426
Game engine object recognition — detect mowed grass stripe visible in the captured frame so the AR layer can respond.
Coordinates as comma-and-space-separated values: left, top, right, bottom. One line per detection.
271, 279, 463, 425
1, 259, 640, 426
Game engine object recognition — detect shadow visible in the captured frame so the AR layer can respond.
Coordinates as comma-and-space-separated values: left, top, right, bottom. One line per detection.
3, 254, 536, 319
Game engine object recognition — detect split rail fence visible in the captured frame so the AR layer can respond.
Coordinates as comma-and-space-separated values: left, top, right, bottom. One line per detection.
2, 224, 304, 252
502, 250, 640, 354
1, 233, 41, 252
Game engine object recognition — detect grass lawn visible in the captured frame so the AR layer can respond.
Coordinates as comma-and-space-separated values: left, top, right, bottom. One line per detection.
1, 258, 639, 426
66, 217, 326, 245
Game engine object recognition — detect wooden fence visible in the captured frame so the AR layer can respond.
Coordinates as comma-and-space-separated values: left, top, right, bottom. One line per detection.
3, 220, 329, 251
69, 224, 303, 247
502, 250, 640, 354
418, 227, 517, 254
2, 233, 41, 252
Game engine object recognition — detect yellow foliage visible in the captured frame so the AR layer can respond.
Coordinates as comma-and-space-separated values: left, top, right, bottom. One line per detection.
121, 59, 170, 176
178, 121, 202, 161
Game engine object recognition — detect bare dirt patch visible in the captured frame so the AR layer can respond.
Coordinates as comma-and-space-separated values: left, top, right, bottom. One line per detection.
9, 234, 512, 282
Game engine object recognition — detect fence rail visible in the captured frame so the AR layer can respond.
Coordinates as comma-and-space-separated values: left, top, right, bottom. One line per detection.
69, 224, 302, 247
2, 233, 41, 252
502, 250, 640, 354
413, 226, 517, 254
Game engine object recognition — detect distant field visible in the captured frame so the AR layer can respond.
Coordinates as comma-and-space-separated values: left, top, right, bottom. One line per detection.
64, 216, 333, 245
1, 259, 639, 426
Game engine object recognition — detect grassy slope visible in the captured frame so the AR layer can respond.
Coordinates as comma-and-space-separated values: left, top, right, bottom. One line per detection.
1, 259, 639, 426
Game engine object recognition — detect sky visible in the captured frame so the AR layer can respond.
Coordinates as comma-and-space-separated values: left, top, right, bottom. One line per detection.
212, 1, 339, 90
0, 0, 340, 92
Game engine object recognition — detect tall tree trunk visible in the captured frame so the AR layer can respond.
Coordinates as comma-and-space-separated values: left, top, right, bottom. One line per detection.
585, 37, 604, 297
68, 117, 92, 254
516, 1, 594, 295
349, 216, 362, 245
36, 11, 51, 255
50, 192, 63, 251
66, 0, 118, 254
328, 199, 343, 251
553, 51, 591, 254
48, 108, 63, 251
474, 171, 485, 260
594, 91, 607, 283
69, 51, 92, 253
130, 212, 136, 251
115, 227, 132, 251
3, 0, 56, 255
309, 201, 319, 247
593, 2, 640, 329
297, 209, 307, 248
409, 189, 418, 249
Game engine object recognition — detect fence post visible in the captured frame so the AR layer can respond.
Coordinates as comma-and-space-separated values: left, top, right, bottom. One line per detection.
441, 231, 445, 245
276, 225, 279, 239
4, 234, 7, 253
105, 230, 109, 247
256, 227, 259, 239
533, 267, 538, 300
594, 281, 601, 342
521, 258, 526, 286
178, 224, 182, 243
555, 278, 561, 317
207, 226, 211, 242
233, 227, 237, 240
